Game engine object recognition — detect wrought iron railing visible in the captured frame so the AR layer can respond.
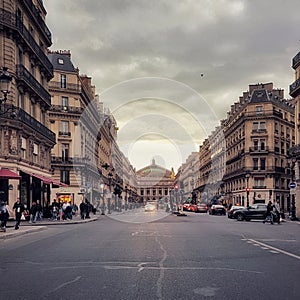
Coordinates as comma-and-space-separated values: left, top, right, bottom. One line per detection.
0, 8, 53, 77
16, 64, 51, 106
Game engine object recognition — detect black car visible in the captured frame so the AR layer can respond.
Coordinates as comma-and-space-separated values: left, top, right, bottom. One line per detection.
208, 204, 226, 215
233, 204, 267, 221
227, 205, 246, 218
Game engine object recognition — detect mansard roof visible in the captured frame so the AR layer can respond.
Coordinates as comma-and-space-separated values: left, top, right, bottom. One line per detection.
48, 51, 76, 72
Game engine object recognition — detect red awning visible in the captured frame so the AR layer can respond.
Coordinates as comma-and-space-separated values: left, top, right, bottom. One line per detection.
31, 173, 52, 185
51, 179, 68, 187
0, 169, 21, 179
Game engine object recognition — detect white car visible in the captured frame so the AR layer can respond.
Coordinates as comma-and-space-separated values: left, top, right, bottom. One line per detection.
145, 204, 156, 212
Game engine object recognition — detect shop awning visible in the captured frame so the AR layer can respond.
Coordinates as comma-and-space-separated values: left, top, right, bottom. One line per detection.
31, 173, 52, 185
0, 168, 21, 179
51, 179, 68, 187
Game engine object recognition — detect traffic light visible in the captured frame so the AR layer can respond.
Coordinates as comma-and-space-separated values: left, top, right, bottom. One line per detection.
246, 187, 250, 195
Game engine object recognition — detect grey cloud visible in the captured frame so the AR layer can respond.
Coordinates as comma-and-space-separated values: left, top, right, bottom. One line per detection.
45, 0, 300, 169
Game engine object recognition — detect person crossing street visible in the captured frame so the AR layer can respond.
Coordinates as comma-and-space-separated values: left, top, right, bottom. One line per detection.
13, 198, 25, 230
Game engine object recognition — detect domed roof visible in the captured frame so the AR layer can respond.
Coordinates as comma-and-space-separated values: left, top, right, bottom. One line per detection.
136, 159, 172, 178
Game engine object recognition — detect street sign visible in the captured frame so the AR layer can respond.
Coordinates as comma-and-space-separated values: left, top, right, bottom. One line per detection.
289, 182, 296, 189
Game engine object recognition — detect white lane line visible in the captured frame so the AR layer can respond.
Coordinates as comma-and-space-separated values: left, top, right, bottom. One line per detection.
247, 239, 300, 260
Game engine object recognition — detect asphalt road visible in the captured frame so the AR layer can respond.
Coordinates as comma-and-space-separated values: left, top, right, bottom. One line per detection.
0, 211, 299, 300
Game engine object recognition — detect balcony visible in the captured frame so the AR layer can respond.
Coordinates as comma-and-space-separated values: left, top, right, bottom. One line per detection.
249, 146, 269, 154
49, 105, 84, 114
51, 156, 74, 165
49, 81, 80, 93
23, 0, 52, 45
274, 167, 285, 174
292, 51, 300, 70
58, 131, 71, 137
290, 77, 300, 98
0, 105, 56, 143
0, 9, 53, 78
16, 64, 51, 107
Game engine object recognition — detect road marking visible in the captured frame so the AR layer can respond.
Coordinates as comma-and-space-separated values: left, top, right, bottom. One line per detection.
155, 236, 167, 300
247, 239, 300, 260
49, 276, 81, 293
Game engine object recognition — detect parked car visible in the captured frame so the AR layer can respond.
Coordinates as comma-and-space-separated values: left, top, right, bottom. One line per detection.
182, 203, 191, 211
145, 203, 156, 212
233, 204, 267, 221
196, 203, 208, 213
227, 205, 246, 218
208, 204, 226, 215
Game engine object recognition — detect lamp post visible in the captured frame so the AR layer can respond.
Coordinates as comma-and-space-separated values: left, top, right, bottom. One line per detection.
107, 172, 113, 214
125, 186, 128, 211
100, 183, 105, 215
245, 173, 250, 207
289, 157, 297, 220
0, 67, 13, 116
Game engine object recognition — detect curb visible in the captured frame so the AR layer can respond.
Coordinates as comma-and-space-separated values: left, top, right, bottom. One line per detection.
0, 216, 100, 240
0, 226, 47, 240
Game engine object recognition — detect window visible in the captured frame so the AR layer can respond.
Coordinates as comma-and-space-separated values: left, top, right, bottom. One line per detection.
58, 58, 64, 65
260, 139, 265, 150
60, 74, 67, 88
61, 144, 69, 161
260, 122, 265, 130
253, 140, 258, 150
60, 170, 70, 185
256, 106, 263, 115
33, 143, 38, 163
253, 158, 258, 170
60, 121, 69, 133
254, 178, 265, 188
21, 137, 26, 159
61, 96, 69, 110
253, 122, 258, 131
260, 158, 266, 170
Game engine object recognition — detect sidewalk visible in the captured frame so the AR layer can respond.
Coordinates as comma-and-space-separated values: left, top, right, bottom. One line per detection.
0, 214, 100, 240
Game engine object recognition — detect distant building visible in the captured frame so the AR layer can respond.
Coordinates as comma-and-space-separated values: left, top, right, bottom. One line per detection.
196, 83, 295, 211
136, 159, 174, 203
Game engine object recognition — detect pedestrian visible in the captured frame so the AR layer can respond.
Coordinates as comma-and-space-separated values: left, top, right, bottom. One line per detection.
0, 201, 9, 232
264, 201, 273, 224
29, 201, 37, 223
35, 200, 43, 221
51, 200, 59, 221
13, 198, 25, 230
80, 199, 87, 220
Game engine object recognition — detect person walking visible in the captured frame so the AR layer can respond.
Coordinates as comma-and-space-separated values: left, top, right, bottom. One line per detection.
13, 198, 25, 230
80, 199, 87, 220
0, 201, 9, 232
29, 201, 37, 223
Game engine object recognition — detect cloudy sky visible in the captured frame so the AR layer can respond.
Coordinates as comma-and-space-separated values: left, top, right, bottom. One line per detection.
44, 0, 300, 171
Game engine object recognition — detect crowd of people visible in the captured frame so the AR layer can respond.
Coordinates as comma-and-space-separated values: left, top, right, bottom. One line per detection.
0, 198, 96, 232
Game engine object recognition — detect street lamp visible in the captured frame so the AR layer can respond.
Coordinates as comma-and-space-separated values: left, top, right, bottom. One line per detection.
288, 157, 297, 220
100, 182, 105, 215
0, 67, 13, 116
0, 67, 12, 103
107, 171, 113, 214
245, 173, 250, 207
